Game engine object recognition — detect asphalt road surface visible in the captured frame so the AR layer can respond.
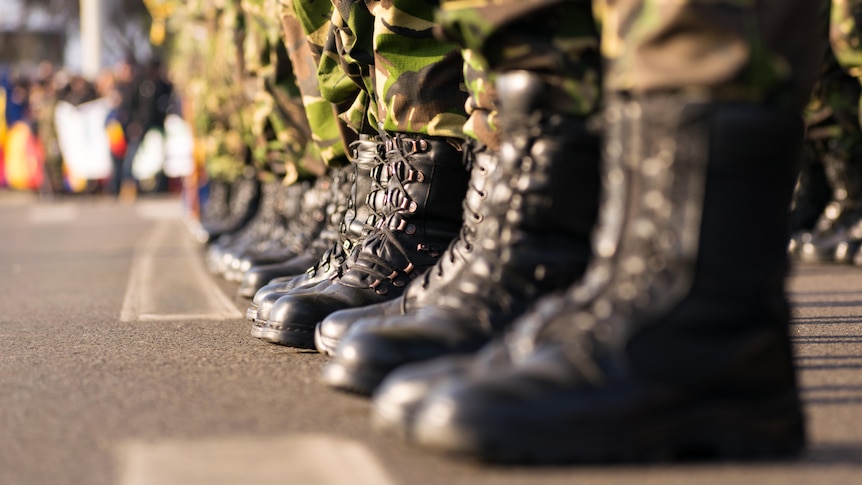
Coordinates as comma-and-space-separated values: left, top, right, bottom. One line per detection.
2, 191, 862, 485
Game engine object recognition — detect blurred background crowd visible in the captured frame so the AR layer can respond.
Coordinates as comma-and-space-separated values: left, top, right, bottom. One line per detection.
1, 58, 178, 197
0, 0, 191, 200
2, 0, 862, 266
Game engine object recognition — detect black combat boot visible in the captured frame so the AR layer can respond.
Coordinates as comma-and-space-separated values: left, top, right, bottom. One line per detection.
193, 176, 231, 241
253, 133, 471, 348
198, 166, 262, 245
220, 175, 307, 282
220, 147, 298, 281
210, 175, 326, 280
321, 71, 600, 394
795, 144, 862, 263
787, 149, 830, 256
237, 164, 354, 297
314, 145, 498, 355
385, 97, 805, 463
205, 170, 273, 277
246, 137, 385, 320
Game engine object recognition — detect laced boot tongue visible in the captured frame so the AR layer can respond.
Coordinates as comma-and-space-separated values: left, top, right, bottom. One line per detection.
345, 136, 387, 241
323, 133, 470, 296
299, 137, 385, 282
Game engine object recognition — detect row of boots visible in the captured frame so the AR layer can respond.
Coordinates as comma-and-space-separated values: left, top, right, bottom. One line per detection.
198, 72, 806, 463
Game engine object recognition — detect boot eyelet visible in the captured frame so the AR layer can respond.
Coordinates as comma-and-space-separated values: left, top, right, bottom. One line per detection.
405, 224, 416, 235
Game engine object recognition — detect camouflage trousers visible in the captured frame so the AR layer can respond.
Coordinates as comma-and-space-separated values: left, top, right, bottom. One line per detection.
439, 0, 825, 112
831, 0, 862, 78
243, 0, 326, 183
292, 0, 470, 138
280, 0, 354, 167
799, 0, 862, 213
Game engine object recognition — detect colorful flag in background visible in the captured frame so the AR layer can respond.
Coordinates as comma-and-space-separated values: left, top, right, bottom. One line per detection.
54, 98, 113, 192
0, 89, 6, 188
3, 121, 44, 190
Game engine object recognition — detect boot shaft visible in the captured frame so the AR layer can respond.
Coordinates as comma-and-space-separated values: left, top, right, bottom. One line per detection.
452, 71, 601, 311
200, 178, 232, 225
495, 71, 601, 242
515, 96, 804, 391
401, 145, 500, 308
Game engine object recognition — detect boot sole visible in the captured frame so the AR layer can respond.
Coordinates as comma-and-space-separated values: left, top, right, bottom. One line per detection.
245, 303, 259, 322
313, 324, 338, 356
413, 393, 805, 464
321, 360, 383, 396
250, 321, 316, 349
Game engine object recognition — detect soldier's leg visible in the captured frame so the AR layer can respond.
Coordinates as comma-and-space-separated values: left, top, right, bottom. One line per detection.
214, 0, 328, 282
242, 1, 382, 306
320, 0, 603, 394
313, 48, 504, 358
201, 2, 265, 254
230, 0, 341, 289
823, 0, 862, 265
258, 0, 475, 349
373, 0, 826, 462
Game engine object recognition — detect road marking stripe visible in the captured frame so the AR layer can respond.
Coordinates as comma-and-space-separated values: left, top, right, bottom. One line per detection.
28, 204, 79, 224
135, 198, 185, 220
120, 219, 241, 322
118, 434, 397, 485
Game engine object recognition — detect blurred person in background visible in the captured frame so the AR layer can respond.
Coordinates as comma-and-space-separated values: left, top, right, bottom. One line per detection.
28, 61, 63, 195
113, 58, 174, 200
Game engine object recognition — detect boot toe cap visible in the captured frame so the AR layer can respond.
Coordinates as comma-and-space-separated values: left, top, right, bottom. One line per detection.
317, 299, 407, 354
372, 356, 473, 437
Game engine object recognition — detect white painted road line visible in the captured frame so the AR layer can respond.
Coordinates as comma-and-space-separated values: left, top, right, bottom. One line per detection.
135, 198, 185, 220
28, 204, 79, 224
117, 434, 397, 485
120, 218, 242, 322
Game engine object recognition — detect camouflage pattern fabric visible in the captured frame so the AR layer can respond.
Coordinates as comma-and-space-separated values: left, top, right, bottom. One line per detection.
210, 0, 257, 180
805, 48, 862, 169
438, 0, 822, 112
827, 0, 862, 157
365, 0, 468, 138
807, 1, 862, 156
280, 0, 355, 165
597, 0, 824, 110
461, 48, 499, 150
158, 0, 323, 184
798, 0, 862, 221
831, 0, 862, 77
436, 0, 601, 118
325, 0, 377, 134
162, 0, 251, 182
243, 0, 325, 184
